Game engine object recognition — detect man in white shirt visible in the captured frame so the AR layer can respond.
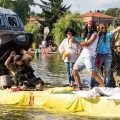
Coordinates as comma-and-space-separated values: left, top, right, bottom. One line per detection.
59, 28, 80, 87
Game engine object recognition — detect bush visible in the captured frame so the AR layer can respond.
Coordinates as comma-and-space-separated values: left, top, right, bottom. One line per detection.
24, 21, 43, 47
52, 13, 83, 45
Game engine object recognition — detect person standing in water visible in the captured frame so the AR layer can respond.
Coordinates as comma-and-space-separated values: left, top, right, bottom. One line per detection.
91, 24, 120, 88
59, 28, 81, 87
72, 21, 105, 90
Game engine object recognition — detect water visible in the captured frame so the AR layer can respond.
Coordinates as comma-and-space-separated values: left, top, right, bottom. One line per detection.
0, 105, 118, 120
31, 53, 90, 86
0, 54, 118, 120
31, 53, 68, 85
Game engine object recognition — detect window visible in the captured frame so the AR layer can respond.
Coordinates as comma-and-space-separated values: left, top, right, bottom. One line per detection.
7, 16, 18, 27
0, 14, 4, 26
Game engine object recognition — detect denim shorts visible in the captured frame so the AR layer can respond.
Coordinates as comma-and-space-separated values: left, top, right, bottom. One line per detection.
73, 56, 95, 72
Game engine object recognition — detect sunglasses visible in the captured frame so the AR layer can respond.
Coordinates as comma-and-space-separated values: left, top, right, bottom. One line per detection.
87, 26, 92, 29
101, 27, 106, 29
67, 32, 72, 34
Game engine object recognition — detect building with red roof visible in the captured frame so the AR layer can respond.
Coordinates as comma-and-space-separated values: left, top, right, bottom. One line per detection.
26, 17, 45, 22
81, 11, 115, 26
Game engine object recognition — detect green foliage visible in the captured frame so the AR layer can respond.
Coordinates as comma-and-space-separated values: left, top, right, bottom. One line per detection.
112, 9, 120, 27
39, 0, 71, 30
100, 10, 105, 14
12, 0, 34, 24
52, 13, 83, 45
0, 0, 13, 8
108, 25, 114, 31
24, 21, 42, 46
105, 8, 119, 17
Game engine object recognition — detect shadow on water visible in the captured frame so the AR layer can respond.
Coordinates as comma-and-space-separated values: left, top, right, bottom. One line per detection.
0, 54, 119, 120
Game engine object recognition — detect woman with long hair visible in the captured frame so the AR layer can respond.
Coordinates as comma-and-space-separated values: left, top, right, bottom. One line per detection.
72, 21, 105, 90
91, 24, 120, 87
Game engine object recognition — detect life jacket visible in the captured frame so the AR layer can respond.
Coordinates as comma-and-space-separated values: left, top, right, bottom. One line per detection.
16, 60, 35, 81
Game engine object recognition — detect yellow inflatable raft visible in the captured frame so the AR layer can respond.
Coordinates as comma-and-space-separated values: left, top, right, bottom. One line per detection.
0, 87, 120, 118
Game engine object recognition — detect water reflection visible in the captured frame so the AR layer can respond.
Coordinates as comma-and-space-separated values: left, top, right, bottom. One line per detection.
31, 54, 68, 85
31, 53, 90, 87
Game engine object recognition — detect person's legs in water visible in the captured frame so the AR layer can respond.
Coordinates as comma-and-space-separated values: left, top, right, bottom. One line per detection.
89, 70, 105, 87
92, 54, 112, 87
90, 77, 96, 88
104, 54, 112, 87
66, 62, 75, 87
90, 54, 103, 88
73, 56, 105, 90
70, 62, 75, 87
85, 56, 105, 87
72, 56, 86, 90
66, 62, 71, 84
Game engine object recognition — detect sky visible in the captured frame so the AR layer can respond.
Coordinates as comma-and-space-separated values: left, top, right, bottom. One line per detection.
31, 0, 120, 14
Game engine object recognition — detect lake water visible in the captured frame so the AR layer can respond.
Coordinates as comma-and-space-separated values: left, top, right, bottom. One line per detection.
0, 54, 117, 120
31, 53, 90, 87
31, 53, 69, 85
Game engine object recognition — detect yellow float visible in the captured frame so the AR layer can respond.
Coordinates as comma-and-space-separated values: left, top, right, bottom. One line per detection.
0, 87, 120, 118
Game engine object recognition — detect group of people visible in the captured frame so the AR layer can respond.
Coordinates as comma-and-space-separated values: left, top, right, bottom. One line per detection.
39, 39, 58, 54
1, 20, 120, 91
59, 21, 120, 90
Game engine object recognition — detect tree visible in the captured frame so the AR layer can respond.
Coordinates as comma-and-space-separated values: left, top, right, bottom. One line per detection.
104, 8, 119, 17
11, 0, 34, 24
24, 21, 42, 47
39, 0, 71, 30
0, 0, 13, 8
100, 10, 105, 14
112, 8, 120, 27
0, 0, 34, 24
52, 13, 83, 45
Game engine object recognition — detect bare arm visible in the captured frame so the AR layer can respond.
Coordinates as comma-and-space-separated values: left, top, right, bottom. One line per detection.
79, 33, 97, 47
111, 32, 119, 47
111, 26, 120, 35
114, 32, 119, 40
4, 51, 16, 66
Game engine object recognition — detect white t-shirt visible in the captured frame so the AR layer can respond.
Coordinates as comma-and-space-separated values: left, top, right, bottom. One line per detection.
81, 32, 98, 57
58, 38, 79, 62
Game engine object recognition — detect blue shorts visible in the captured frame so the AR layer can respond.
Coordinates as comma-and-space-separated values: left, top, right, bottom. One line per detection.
73, 56, 95, 72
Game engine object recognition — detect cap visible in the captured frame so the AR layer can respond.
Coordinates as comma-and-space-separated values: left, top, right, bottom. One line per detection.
14, 55, 22, 63
115, 41, 120, 47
